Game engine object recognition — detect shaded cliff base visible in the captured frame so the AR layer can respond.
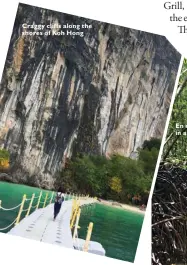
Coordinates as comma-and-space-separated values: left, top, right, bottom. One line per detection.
0, 172, 52, 190
0, 174, 146, 214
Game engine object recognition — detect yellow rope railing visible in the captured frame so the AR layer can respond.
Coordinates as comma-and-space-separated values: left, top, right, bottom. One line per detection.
72, 208, 81, 241
36, 191, 42, 209
26, 193, 35, 217
43, 193, 48, 208
15, 194, 26, 225
0, 190, 96, 252
0, 191, 92, 233
70, 195, 96, 251
83, 222, 94, 252
0, 190, 54, 229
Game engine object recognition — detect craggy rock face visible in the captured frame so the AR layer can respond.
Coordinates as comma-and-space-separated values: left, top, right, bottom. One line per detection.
0, 4, 181, 188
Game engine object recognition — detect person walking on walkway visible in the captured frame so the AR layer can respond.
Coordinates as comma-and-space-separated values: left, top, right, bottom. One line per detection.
54, 187, 64, 221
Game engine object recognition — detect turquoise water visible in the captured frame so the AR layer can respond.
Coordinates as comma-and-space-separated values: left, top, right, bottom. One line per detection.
0, 181, 144, 263
79, 203, 143, 262
0, 181, 52, 232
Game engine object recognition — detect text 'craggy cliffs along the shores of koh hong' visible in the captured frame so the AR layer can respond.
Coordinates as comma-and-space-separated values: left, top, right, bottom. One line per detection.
0, 4, 181, 189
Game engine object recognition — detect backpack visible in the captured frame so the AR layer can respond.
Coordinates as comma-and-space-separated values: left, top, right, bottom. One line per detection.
55, 192, 64, 204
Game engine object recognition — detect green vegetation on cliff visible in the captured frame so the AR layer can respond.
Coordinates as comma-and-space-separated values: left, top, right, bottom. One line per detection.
56, 138, 161, 204
0, 148, 10, 171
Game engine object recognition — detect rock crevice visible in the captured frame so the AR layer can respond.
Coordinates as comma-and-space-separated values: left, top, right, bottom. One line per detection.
0, 4, 181, 188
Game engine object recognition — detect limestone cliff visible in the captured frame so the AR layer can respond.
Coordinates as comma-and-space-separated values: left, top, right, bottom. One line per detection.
0, 4, 181, 188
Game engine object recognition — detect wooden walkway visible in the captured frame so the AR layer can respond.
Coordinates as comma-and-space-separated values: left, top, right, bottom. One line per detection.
8, 198, 96, 249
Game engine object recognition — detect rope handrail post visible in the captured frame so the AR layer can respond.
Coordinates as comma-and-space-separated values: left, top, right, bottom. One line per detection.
26, 193, 35, 217
43, 193, 48, 208
15, 194, 27, 225
71, 199, 76, 221
70, 205, 79, 229
73, 198, 76, 209
70, 198, 80, 229
36, 191, 42, 209
73, 208, 81, 241
83, 222, 93, 252
49, 191, 54, 204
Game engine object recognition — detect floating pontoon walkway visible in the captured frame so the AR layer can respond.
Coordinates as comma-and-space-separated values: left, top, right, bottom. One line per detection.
0, 192, 105, 255
8, 198, 96, 249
